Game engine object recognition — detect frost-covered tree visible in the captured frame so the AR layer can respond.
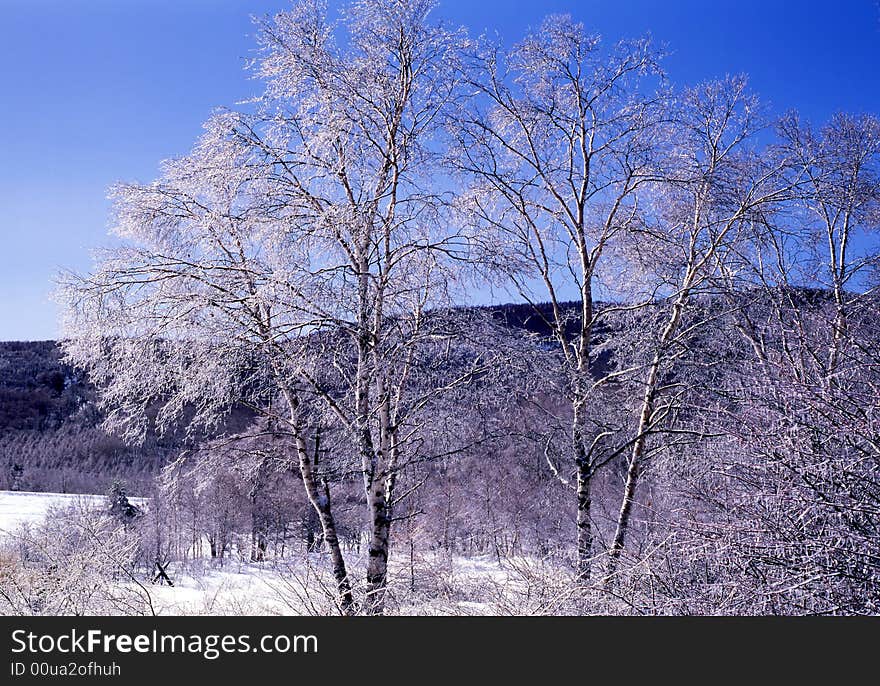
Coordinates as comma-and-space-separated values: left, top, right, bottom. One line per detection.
107, 479, 141, 525
451, 14, 666, 581
690, 111, 880, 613
602, 77, 793, 577
778, 112, 880, 379
58, 0, 489, 615
0, 504, 154, 616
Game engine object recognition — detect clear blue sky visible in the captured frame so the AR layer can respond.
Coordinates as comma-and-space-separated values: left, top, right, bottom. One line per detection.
1, 0, 878, 340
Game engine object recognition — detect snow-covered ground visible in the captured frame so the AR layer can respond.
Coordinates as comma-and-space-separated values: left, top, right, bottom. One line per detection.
143, 554, 553, 616
0, 490, 571, 615
147, 562, 328, 615
0, 490, 148, 536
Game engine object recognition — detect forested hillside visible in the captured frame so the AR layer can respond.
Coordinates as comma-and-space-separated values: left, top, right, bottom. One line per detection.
0, 341, 172, 493
0, 301, 588, 496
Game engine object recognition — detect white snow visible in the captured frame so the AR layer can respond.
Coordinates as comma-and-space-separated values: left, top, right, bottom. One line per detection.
0, 490, 148, 536
0, 490, 567, 615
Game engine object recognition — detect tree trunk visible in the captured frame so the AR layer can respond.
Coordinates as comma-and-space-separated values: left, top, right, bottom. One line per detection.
363, 484, 392, 615
361, 372, 398, 615
607, 294, 685, 581
251, 527, 268, 563
574, 285, 594, 581
607, 380, 655, 577
287, 409, 355, 615
250, 455, 271, 563
575, 451, 593, 583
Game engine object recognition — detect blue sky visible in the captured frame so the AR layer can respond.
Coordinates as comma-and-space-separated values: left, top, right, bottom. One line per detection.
1, 0, 879, 340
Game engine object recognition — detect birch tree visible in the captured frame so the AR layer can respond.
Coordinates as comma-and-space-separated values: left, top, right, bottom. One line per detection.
59, 0, 484, 615
603, 77, 792, 577
779, 112, 880, 380
451, 14, 665, 581
698, 112, 880, 612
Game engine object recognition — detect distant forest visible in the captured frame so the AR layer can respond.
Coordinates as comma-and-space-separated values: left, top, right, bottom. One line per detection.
0, 340, 169, 493
0, 301, 562, 494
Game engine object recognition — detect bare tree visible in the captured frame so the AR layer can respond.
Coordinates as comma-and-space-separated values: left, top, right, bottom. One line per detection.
614, 110, 880, 613
45, 0, 880, 617
58, 0, 486, 615
695, 111, 880, 613
778, 112, 880, 380
603, 77, 793, 577
451, 14, 665, 581
0, 503, 155, 616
